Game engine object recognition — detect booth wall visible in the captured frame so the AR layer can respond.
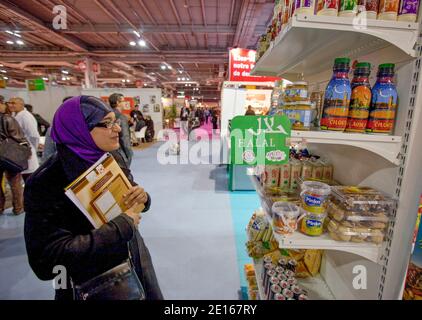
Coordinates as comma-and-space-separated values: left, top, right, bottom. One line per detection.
82, 88, 163, 138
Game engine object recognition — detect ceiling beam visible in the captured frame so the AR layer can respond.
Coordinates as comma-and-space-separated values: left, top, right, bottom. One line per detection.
229, 0, 236, 26
168, 0, 189, 48
0, 0, 88, 52
93, 0, 121, 25
200, 0, 207, 27
104, 0, 160, 52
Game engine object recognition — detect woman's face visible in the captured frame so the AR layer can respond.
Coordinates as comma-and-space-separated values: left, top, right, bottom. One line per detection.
90, 112, 121, 151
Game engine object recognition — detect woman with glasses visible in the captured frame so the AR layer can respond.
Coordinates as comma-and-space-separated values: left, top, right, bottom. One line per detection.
23, 96, 163, 300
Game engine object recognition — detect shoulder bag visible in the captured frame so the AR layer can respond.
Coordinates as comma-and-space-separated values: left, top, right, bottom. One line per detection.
72, 243, 146, 301
0, 116, 32, 173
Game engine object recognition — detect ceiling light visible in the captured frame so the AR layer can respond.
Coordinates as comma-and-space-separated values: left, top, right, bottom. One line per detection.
0, 70, 6, 73
161, 65, 166, 70
178, 70, 183, 74
62, 70, 69, 74
3, 76, 8, 80
61, 76, 67, 81
6, 40, 13, 45
144, 83, 147, 86
138, 39, 146, 47
14, 32, 21, 38
186, 78, 190, 81
0, 64, 3, 67
5, 31, 13, 35
122, 79, 125, 82
126, 79, 130, 83
167, 65, 172, 70
177, 77, 181, 81
181, 77, 186, 81
42, 77, 48, 81
133, 30, 141, 38
16, 40, 24, 45
67, 77, 71, 80
129, 41, 136, 46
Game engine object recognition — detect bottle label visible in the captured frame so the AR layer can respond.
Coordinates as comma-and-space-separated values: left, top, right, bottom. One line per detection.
379, 0, 400, 14
340, 0, 358, 11
398, 0, 419, 15
346, 85, 371, 132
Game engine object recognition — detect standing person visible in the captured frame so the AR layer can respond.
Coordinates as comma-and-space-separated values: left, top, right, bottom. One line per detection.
0, 96, 28, 215
7, 97, 40, 182
180, 105, 190, 138
245, 105, 256, 115
109, 93, 133, 167
25, 104, 50, 136
145, 116, 154, 143
205, 108, 210, 124
24, 95, 163, 300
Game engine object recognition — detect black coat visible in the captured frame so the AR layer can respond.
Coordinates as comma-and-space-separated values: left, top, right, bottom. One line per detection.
24, 145, 163, 300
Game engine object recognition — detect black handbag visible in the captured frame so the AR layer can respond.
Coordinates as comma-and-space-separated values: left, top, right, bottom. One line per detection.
72, 245, 146, 301
0, 116, 32, 173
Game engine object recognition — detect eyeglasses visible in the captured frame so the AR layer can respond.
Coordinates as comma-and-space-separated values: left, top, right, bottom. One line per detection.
95, 119, 121, 129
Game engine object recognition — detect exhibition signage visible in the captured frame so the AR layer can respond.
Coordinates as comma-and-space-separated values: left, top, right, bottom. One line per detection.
27, 79, 45, 91
229, 48, 280, 83
230, 115, 291, 165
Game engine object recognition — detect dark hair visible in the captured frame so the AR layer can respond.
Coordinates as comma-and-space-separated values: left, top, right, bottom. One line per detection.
109, 93, 124, 109
63, 96, 73, 103
0, 95, 4, 104
25, 104, 33, 113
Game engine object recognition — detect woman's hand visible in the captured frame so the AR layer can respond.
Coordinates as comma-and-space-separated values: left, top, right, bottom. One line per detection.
123, 186, 148, 209
124, 203, 143, 226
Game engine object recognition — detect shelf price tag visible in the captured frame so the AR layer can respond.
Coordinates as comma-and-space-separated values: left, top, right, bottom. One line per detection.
230, 115, 291, 165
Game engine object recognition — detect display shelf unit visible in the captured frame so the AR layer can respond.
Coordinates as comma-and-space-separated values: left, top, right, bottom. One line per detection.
289, 130, 402, 165
253, 258, 335, 300
251, 14, 418, 79
250, 175, 384, 264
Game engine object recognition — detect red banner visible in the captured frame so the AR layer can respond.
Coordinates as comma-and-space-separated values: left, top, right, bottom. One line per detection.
229, 48, 280, 83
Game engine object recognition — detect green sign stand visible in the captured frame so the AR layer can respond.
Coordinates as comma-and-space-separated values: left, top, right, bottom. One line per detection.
230, 115, 291, 166
27, 79, 46, 91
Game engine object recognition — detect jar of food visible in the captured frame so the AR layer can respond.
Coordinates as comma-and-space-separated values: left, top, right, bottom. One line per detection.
316, 0, 340, 15
294, 0, 317, 15
378, 0, 400, 20
284, 81, 309, 102
282, 101, 313, 130
300, 181, 331, 214
358, 0, 379, 19
339, 0, 359, 16
398, 0, 419, 21
301, 212, 327, 236
272, 202, 304, 235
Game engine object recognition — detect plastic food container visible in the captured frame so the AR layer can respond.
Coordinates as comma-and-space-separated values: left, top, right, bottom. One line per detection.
300, 212, 327, 236
272, 202, 305, 235
282, 102, 313, 130
326, 216, 386, 244
330, 186, 396, 213
300, 181, 331, 214
284, 82, 309, 102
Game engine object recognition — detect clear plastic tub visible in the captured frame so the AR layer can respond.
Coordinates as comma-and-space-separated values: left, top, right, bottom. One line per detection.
300, 181, 331, 214
331, 186, 396, 213
272, 202, 304, 235
326, 217, 385, 244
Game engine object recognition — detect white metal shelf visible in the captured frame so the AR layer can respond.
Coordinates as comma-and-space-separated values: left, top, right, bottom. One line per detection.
250, 175, 384, 264
289, 130, 402, 165
253, 258, 335, 300
251, 14, 418, 79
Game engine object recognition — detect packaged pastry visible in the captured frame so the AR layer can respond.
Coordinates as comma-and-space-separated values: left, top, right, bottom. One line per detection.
331, 186, 396, 213
311, 160, 324, 180
301, 160, 313, 180
279, 163, 291, 190
262, 165, 281, 188
290, 160, 302, 191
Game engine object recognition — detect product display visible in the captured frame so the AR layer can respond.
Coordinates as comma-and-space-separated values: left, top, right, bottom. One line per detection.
246, 210, 279, 258
295, 0, 317, 14
284, 82, 309, 102
345, 62, 372, 133
320, 58, 352, 131
282, 102, 313, 130
367, 63, 398, 134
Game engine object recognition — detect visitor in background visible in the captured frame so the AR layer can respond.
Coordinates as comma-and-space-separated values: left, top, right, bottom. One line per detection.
42, 97, 73, 163
180, 105, 190, 138
109, 93, 133, 167
7, 97, 40, 182
211, 108, 219, 134
245, 105, 256, 116
0, 96, 28, 215
204, 108, 210, 124
130, 104, 146, 132
145, 116, 154, 143
24, 95, 163, 300
25, 104, 50, 136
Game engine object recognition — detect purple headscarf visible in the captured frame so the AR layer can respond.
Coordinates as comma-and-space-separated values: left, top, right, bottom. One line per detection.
51, 96, 113, 164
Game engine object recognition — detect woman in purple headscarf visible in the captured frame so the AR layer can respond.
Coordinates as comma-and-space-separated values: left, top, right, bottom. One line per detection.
23, 96, 163, 300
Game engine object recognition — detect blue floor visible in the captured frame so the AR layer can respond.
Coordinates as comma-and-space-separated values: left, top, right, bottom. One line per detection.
0, 142, 259, 299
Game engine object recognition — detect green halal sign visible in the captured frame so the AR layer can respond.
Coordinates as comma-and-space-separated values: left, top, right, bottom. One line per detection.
230, 115, 291, 165
27, 79, 45, 91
